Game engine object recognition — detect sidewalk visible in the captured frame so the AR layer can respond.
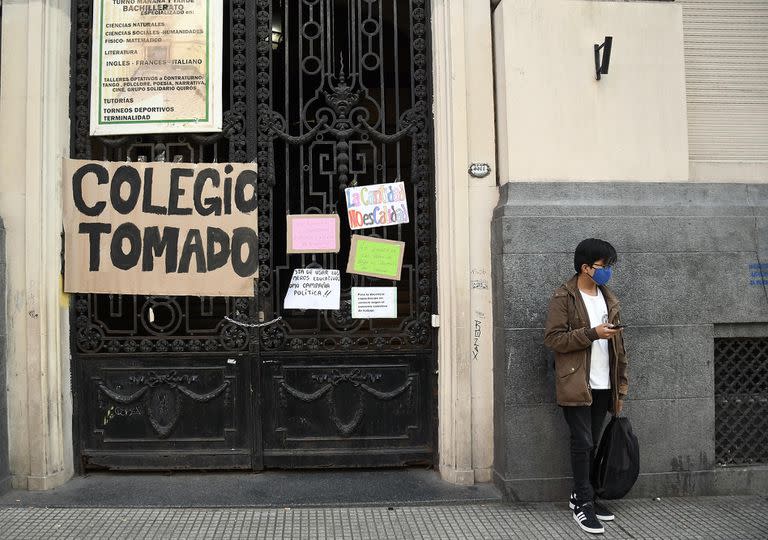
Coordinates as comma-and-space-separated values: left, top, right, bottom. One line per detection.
0, 471, 765, 539
1, 496, 766, 539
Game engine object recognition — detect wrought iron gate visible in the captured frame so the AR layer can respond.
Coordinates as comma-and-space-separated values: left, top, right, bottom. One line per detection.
70, 0, 436, 470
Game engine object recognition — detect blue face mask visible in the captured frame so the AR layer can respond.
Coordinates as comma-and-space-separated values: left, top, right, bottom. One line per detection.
591, 266, 613, 286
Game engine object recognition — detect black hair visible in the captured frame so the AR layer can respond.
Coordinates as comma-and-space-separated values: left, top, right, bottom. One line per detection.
573, 238, 617, 273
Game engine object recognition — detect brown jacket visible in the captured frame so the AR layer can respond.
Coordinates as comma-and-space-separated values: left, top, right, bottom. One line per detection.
543, 274, 629, 412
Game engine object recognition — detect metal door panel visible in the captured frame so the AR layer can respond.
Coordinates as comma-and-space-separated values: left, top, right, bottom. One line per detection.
251, 0, 437, 467
78, 356, 252, 470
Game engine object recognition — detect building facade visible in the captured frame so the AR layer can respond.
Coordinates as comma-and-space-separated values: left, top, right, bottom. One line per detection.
0, 0, 765, 500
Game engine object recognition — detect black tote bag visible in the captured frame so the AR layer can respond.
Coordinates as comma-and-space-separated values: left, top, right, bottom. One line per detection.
591, 415, 640, 499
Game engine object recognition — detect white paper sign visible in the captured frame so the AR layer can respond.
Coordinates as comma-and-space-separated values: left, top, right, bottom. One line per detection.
284, 269, 341, 310
351, 287, 397, 318
344, 181, 409, 230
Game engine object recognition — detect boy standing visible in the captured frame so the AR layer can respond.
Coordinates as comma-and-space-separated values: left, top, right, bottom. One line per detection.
544, 238, 629, 535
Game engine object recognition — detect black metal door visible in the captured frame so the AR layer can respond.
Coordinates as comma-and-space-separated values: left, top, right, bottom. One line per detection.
70, 0, 436, 470
254, 0, 436, 468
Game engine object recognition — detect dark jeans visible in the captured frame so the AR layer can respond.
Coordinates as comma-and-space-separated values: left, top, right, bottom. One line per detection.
561, 389, 612, 503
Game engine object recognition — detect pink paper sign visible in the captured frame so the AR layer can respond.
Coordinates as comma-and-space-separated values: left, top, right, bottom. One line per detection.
287, 214, 341, 254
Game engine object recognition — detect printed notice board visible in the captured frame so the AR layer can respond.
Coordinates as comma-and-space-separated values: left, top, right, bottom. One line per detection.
286, 214, 341, 254
351, 287, 397, 318
346, 235, 405, 281
90, 0, 223, 135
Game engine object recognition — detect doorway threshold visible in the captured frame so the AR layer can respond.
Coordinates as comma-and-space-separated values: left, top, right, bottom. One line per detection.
0, 469, 501, 508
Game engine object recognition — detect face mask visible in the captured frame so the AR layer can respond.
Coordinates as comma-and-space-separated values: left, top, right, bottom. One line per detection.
591, 266, 612, 286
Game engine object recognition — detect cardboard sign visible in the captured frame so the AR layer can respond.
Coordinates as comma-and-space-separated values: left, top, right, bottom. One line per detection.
286, 214, 341, 254
345, 181, 409, 230
351, 287, 397, 318
63, 159, 258, 297
346, 235, 405, 281
90, 0, 223, 135
284, 269, 341, 310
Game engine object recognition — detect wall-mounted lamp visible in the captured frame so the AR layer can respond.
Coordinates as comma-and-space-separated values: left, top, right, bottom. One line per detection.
594, 36, 613, 80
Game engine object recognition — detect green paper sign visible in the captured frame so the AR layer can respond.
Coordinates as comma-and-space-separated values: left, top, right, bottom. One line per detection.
346, 235, 405, 281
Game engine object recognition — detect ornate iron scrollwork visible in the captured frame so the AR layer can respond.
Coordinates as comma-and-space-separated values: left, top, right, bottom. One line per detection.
71, 0, 435, 356
263, 63, 416, 190
279, 369, 413, 436
98, 371, 230, 438
70, 0, 255, 355
256, 0, 435, 354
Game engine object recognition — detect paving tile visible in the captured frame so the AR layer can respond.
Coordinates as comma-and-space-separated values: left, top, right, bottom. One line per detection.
0, 496, 766, 539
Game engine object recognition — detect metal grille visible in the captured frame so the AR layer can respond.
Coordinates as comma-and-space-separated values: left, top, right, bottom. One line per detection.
255, 0, 436, 354
70, 0, 255, 356
69, 0, 436, 357
714, 338, 768, 466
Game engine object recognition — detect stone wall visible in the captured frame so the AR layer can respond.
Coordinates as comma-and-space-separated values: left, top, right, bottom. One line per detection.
491, 182, 768, 501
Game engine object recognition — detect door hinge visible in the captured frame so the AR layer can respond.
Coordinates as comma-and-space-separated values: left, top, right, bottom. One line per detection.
431, 314, 440, 328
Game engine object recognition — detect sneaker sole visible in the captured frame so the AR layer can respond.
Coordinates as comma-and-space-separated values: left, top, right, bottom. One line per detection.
573, 513, 604, 534
569, 501, 615, 521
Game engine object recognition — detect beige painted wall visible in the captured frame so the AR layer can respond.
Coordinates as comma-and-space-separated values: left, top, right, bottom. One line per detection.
690, 162, 768, 184
432, 0, 497, 485
0, 0, 32, 485
463, 0, 497, 484
0, 0, 73, 490
494, 0, 689, 182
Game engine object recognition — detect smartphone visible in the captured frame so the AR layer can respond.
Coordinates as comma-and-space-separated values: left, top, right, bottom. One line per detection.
610, 324, 627, 329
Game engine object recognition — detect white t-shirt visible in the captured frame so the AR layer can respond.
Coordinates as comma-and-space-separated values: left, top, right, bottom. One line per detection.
579, 288, 611, 389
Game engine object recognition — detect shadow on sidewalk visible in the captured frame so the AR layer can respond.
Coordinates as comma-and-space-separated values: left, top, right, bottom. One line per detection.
0, 468, 501, 509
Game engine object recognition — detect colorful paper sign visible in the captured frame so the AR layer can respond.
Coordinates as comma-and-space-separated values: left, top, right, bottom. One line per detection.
63, 159, 258, 297
345, 181, 409, 230
346, 235, 405, 281
286, 214, 341, 254
90, 0, 223, 135
283, 269, 341, 310
351, 287, 397, 319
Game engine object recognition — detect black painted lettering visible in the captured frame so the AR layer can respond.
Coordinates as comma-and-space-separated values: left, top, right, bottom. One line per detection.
177, 229, 206, 273
141, 167, 167, 215
230, 227, 258, 278
234, 170, 258, 213
206, 227, 230, 271
193, 168, 221, 216
110, 222, 141, 270
110, 165, 141, 214
168, 168, 194, 215
142, 226, 179, 272
72, 164, 108, 217
223, 175, 232, 215
78, 222, 111, 271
